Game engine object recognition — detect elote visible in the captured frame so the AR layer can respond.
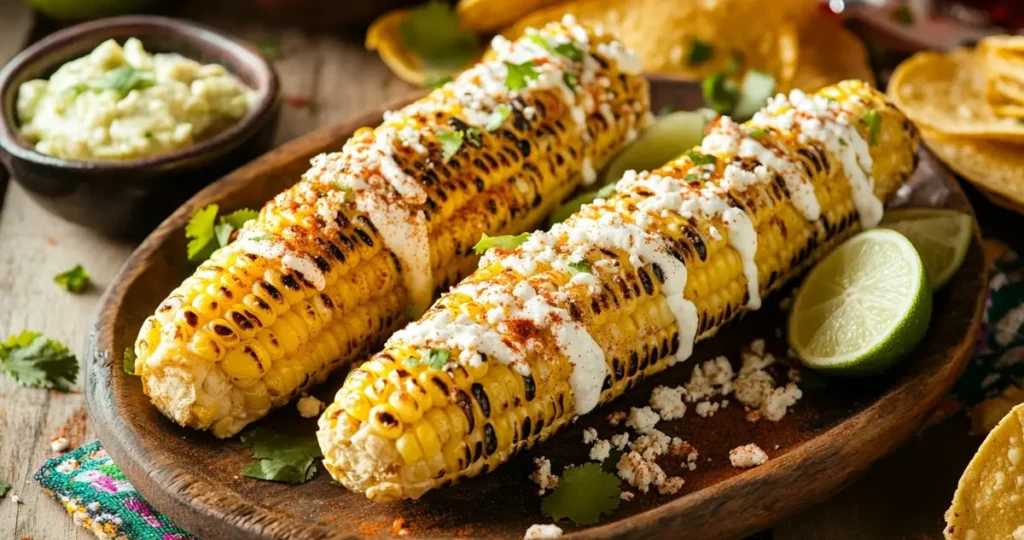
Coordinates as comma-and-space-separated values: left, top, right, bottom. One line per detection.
133, 16, 651, 438
318, 80, 921, 501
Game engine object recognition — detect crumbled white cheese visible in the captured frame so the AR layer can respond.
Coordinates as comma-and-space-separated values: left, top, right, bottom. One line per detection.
524, 524, 563, 539
733, 347, 803, 422
530, 457, 559, 495
650, 385, 687, 420
50, 437, 70, 453
729, 443, 769, 468
694, 401, 720, 417
582, 427, 599, 444
611, 432, 630, 450
657, 476, 685, 495
625, 406, 660, 433
296, 395, 324, 418
11, 494, 21, 504
685, 356, 734, 401
620, 491, 635, 501
590, 439, 612, 461
616, 451, 666, 493
607, 411, 627, 426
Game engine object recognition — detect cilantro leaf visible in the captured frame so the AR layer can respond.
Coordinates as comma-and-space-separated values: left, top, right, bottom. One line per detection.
860, 109, 881, 146
702, 71, 738, 114
399, 0, 479, 69
240, 427, 321, 484
0, 331, 78, 392
424, 348, 450, 370
687, 40, 715, 66
563, 71, 578, 90
53, 264, 90, 293
748, 128, 767, 138
0, 479, 9, 498
436, 129, 464, 162
485, 104, 512, 131
684, 173, 701, 184
221, 209, 259, 230
89, 66, 155, 96
473, 232, 531, 254
505, 61, 540, 91
425, 73, 454, 88
123, 348, 136, 375
528, 34, 584, 63
464, 127, 482, 147
541, 462, 621, 525
185, 204, 219, 263
686, 150, 717, 167
567, 260, 590, 274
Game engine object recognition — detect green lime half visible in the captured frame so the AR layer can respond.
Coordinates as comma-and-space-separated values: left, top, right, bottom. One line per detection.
881, 208, 973, 289
599, 109, 714, 187
788, 229, 932, 376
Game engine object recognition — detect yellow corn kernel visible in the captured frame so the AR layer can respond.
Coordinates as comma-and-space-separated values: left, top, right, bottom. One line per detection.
343, 392, 371, 422
423, 408, 451, 445
221, 344, 269, 379
413, 418, 442, 458
443, 438, 468, 473
445, 404, 467, 440
418, 371, 449, 407
396, 432, 423, 465
389, 391, 424, 424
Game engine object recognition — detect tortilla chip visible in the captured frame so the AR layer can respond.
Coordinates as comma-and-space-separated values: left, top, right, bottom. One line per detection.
920, 127, 1024, 212
456, 0, 567, 33
889, 49, 1024, 142
500, 0, 811, 89
945, 402, 1024, 538
971, 385, 1024, 436
790, 17, 874, 92
980, 37, 1024, 118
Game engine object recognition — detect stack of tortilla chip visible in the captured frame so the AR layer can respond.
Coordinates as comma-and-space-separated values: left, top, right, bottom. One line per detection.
889, 37, 1024, 213
367, 0, 874, 94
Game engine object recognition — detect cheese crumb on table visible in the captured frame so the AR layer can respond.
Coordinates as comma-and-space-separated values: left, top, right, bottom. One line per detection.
625, 406, 660, 433
657, 476, 685, 495
729, 443, 769, 468
50, 436, 70, 453
524, 524, 563, 539
589, 439, 612, 461
610, 432, 630, 450
296, 395, 324, 418
685, 356, 734, 401
694, 401, 720, 417
529, 457, 559, 495
733, 346, 803, 422
616, 451, 666, 493
582, 427, 599, 444
607, 411, 627, 426
620, 491, 634, 501
650, 385, 687, 420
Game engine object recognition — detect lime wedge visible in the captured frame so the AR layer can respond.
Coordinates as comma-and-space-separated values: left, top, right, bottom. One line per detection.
788, 229, 932, 376
880, 208, 973, 289
599, 109, 714, 187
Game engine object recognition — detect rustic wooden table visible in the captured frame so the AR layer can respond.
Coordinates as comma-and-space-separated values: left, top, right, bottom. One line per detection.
0, 1, 1005, 538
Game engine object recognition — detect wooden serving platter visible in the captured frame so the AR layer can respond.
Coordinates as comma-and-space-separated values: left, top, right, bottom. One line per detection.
85, 76, 988, 540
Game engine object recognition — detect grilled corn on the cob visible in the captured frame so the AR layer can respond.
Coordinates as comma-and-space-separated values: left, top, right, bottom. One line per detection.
318, 80, 921, 501
133, 16, 651, 438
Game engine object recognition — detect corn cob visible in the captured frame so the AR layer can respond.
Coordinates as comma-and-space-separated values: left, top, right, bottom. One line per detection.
133, 16, 651, 438
318, 80, 921, 501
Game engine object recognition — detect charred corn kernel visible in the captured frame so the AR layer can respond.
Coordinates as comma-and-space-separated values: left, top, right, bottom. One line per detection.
389, 391, 424, 424
319, 81, 922, 501
138, 17, 648, 439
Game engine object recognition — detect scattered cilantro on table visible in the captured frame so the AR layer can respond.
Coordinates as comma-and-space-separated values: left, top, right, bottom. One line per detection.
240, 427, 322, 484
399, 0, 479, 70
541, 462, 621, 525
473, 232, 531, 254
0, 331, 77, 392
53, 264, 90, 293
0, 479, 10, 498
185, 204, 259, 263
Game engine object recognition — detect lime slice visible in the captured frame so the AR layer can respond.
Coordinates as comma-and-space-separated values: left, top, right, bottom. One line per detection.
599, 109, 713, 187
880, 208, 973, 289
788, 229, 932, 376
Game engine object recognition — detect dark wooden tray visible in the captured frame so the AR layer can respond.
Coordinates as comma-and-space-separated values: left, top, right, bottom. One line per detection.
85, 76, 988, 539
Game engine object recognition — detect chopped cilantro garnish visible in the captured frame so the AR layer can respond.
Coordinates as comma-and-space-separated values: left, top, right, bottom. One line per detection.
485, 104, 512, 131
541, 462, 621, 525
240, 427, 321, 484
186, 205, 260, 263
258, 42, 281, 60
123, 348, 136, 375
399, 0, 479, 69
701, 71, 738, 114
403, 358, 419, 368
405, 304, 425, 320
684, 173, 701, 184
89, 66, 154, 96
839, 137, 848, 147
563, 71, 578, 89
0, 479, 9, 499
860, 109, 881, 146
686, 150, 717, 166
435, 129, 465, 162
528, 34, 584, 62
0, 331, 78, 392
425, 73, 454, 88
473, 232, 531, 254
424, 348, 450, 370
657, 104, 676, 116
894, 4, 914, 26
53, 264, 89, 293
567, 260, 591, 274
687, 40, 715, 66
748, 128, 767, 138
464, 127, 483, 147
505, 60, 540, 91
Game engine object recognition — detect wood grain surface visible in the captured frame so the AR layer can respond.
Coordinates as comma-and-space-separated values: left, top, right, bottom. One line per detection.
0, 1, 1003, 538
85, 77, 986, 539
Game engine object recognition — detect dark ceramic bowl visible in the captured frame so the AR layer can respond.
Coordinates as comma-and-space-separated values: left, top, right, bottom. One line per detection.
0, 16, 281, 238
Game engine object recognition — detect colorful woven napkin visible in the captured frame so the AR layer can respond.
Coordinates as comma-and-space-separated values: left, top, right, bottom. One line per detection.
34, 243, 1024, 540
34, 441, 197, 540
